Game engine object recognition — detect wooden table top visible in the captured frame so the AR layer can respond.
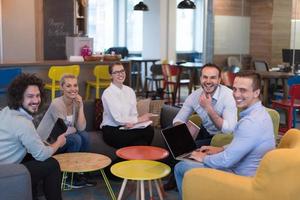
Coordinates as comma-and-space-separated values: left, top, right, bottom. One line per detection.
53, 152, 111, 173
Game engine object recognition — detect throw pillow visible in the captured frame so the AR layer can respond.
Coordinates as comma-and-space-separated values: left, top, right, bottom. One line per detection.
149, 99, 165, 128
136, 98, 151, 116
94, 98, 103, 130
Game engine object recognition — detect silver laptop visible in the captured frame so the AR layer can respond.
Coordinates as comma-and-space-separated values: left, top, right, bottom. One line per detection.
161, 123, 198, 161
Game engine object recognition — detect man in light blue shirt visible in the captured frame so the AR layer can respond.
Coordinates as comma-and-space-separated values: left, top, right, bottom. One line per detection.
173, 63, 237, 146
174, 71, 275, 197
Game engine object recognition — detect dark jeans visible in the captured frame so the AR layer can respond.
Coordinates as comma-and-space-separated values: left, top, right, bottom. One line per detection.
56, 130, 90, 154
21, 155, 62, 200
102, 125, 154, 149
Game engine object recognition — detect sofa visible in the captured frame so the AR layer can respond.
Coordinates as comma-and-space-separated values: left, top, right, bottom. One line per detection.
0, 100, 175, 199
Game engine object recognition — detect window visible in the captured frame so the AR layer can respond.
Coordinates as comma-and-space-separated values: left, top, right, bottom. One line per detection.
87, 0, 114, 52
126, 0, 143, 52
176, 0, 204, 52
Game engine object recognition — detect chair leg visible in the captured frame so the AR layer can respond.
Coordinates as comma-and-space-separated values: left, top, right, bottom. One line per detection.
96, 86, 100, 99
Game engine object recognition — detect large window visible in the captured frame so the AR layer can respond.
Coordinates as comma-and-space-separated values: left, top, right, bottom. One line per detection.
176, 0, 204, 53
87, 0, 114, 52
126, 0, 143, 52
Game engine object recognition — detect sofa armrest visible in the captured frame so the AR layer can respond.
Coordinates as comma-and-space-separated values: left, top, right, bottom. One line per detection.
83, 100, 96, 132
0, 164, 32, 200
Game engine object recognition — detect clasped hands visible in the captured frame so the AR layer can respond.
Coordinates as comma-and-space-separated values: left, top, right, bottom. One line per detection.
189, 146, 224, 162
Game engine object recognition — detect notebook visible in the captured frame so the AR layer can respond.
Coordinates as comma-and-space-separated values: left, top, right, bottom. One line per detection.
161, 123, 198, 162
46, 118, 68, 144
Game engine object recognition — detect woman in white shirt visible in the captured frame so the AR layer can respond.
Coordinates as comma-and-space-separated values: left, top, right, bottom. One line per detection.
101, 62, 154, 148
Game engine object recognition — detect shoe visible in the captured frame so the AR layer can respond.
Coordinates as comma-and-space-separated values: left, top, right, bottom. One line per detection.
65, 174, 87, 189
163, 175, 177, 191
79, 174, 97, 187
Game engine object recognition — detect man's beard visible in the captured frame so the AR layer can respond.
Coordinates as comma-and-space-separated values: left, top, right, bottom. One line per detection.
21, 105, 39, 116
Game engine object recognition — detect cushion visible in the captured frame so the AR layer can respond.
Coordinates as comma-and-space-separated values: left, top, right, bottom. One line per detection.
94, 98, 103, 130
149, 100, 165, 128
136, 98, 151, 116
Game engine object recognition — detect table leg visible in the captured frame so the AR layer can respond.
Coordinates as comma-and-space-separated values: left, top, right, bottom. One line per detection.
282, 78, 289, 99
158, 179, 166, 198
117, 179, 127, 200
155, 179, 164, 200
100, 169, 116, 200
136, 181, 140, 200
61, 172, 68, 190
263, 79, 269, 106
148, 180, 154, 200
140, 180, 145, 200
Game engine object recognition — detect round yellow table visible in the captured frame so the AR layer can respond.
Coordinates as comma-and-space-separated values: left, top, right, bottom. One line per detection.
111, 160, 170, 200
53, 152, 116, 200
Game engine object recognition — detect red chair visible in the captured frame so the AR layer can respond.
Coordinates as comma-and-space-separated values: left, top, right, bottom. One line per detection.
272, 84, 300, 133
221, 71, 235, 88
162, 64, 190, 105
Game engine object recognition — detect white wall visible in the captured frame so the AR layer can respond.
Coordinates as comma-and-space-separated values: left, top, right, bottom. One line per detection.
2, 0, 36, 62
291, 20, 300, 49
214, 16, 250, 55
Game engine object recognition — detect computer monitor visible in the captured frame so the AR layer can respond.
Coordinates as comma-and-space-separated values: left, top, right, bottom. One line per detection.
282, 49, 300, 65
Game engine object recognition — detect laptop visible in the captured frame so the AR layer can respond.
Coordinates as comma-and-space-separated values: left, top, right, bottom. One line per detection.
161, 123, 198, 162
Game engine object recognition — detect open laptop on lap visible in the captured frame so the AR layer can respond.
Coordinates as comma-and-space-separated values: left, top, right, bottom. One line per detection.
161, 123, 199, 162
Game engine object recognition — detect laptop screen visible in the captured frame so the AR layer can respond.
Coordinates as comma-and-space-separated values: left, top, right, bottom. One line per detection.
161, 123, 197, 158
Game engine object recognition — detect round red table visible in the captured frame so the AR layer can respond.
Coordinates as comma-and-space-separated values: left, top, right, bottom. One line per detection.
116, 145, 169, 160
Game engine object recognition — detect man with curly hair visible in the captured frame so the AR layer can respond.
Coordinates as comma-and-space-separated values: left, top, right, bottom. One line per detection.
0, 73, 66, 200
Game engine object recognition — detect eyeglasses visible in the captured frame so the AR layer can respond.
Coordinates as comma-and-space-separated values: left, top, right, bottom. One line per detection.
111, 69, 125, 75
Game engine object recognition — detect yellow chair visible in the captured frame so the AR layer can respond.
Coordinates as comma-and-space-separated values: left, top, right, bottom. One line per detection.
182, 128, 300, 200
85, 65, 111, 100
44, 65, 80, 100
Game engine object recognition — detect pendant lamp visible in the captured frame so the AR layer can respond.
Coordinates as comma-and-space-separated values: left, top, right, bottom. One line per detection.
177, 0, 196, 9
134, 1, 149, 11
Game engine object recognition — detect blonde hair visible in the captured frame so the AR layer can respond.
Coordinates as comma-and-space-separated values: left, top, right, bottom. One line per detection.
60, 74, 78, 87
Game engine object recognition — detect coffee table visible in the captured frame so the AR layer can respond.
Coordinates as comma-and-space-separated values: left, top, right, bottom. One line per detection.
111, 160, 171, 200
53, 152, 116, 200
115, 146, 169, 199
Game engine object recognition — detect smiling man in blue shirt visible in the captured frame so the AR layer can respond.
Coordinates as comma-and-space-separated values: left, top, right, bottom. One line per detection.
174, 71, 275, 197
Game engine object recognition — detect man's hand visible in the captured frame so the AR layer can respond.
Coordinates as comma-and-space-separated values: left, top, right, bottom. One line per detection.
199, 146, 224, 155
124, 123, 134, 128
56, 134, 66, 147
138, 113, 153, 123
190, 150, 206, 162
199, 92, 212, 111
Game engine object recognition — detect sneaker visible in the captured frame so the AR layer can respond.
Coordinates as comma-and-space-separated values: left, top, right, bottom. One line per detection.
77, 173, 97, 187
65, 174, 87, 189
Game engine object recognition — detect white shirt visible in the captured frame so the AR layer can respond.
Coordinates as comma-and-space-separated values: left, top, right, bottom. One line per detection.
100, 83, 138, 128
173, 85, 237, 135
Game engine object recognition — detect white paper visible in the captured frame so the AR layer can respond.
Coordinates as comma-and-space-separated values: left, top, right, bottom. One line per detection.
120, 120, 153, 130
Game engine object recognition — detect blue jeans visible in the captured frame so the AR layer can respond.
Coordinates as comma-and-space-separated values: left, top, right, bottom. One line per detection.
58, 131, 90, 153
174, 160, 205, 198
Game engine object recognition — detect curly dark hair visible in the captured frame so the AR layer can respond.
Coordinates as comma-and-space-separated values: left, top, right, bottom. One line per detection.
7, 73, 45, 110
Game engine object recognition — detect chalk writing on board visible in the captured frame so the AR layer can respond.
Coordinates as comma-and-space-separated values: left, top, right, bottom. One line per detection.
47, 18, 68, 37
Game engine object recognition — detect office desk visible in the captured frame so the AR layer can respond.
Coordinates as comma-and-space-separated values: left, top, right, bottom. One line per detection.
128, 57, 160, 93
255, 71, 294, 105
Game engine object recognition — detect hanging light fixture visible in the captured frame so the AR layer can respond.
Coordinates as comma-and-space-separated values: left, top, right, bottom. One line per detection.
177, 0, 196, 9
134, 1, 149, 11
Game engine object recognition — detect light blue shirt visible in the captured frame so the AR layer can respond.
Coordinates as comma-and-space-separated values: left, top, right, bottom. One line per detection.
173, 85, 237, 134
0, 107, 53, 164
203, 101, 275, 176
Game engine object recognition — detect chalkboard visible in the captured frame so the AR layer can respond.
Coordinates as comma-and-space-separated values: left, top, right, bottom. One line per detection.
44, 0, 74, 60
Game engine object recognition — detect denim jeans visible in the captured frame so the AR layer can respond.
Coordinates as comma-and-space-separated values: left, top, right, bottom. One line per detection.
174, 160, 205, 198
57, 131, 90, 153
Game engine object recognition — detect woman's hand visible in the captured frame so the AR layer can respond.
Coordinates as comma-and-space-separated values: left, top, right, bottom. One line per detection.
138, 113, 153, 123
74, 94, 83, 107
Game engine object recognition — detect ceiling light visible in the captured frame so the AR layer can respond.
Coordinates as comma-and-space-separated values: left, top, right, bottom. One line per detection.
177, 0, 196, 9
134, 2, 149, 11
